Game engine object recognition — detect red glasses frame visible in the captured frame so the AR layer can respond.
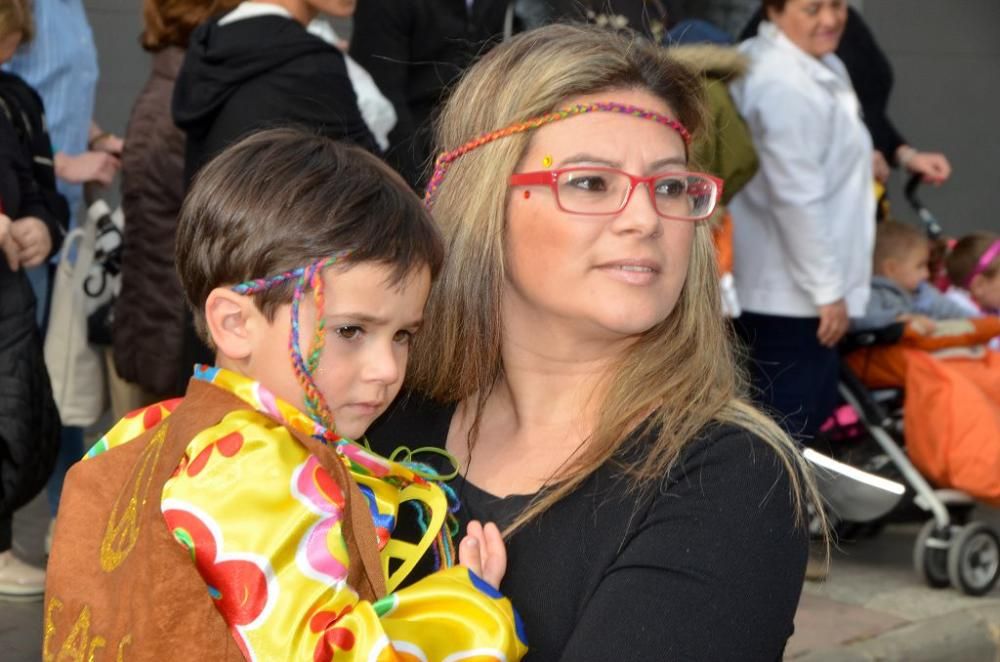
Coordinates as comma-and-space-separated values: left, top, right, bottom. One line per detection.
508, 167, 724, 221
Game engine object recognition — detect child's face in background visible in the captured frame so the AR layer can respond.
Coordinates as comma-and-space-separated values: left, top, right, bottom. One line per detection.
249, 262, 431, 439
888, 243, 931, 294
971, 269, 1000, 310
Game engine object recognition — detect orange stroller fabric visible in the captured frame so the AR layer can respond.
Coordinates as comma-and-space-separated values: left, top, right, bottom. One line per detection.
846, 318, 1000, 505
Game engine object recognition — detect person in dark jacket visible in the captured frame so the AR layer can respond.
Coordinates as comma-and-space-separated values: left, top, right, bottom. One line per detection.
171, 0, 378, 395
0, 2, 65, 599
739, 5, 950, 184
349, 0, 513, 189
113, 0, 240, 403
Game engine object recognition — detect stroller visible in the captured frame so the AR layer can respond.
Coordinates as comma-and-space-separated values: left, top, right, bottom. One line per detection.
814, 175, 1000, 597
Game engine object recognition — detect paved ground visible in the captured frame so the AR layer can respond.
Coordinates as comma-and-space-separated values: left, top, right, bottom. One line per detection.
5, 488, 1000, 660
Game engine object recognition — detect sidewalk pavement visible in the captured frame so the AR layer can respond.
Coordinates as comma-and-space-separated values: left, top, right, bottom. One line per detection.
787, 511, 1000, 660
5, 492, 1000, 660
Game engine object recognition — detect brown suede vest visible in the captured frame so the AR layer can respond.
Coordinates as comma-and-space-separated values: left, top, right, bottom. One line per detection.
43, 380, 385, 661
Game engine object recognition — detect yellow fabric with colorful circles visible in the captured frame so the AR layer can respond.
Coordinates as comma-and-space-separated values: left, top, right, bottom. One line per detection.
85, 367, 528, 661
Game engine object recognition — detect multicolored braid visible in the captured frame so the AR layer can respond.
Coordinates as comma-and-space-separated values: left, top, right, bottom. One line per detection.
230, 252, 350, 440
424, 101, 693, 208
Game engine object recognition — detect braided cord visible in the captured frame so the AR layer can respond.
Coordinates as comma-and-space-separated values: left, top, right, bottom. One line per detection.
424, 101, 693, 208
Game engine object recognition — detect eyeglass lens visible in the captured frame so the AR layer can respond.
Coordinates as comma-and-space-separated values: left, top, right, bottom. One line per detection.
557, 170, 715, 219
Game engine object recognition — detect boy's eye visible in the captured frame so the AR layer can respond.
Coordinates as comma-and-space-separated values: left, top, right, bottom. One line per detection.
335, 325, 363, 340
393, 329, 414, 344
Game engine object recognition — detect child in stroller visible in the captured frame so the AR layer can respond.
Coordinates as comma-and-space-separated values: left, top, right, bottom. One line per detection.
831, 211, 1000, 595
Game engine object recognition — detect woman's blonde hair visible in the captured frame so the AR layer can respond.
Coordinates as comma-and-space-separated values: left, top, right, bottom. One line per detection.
412, 23, 825, 539
0, 0, 34, 44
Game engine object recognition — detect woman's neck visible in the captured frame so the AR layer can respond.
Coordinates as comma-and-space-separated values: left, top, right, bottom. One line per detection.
245, 0, 316, 25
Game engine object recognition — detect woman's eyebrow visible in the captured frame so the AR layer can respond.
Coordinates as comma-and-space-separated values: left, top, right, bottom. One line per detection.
557, 153, 620, 168
648, 156, 687, 171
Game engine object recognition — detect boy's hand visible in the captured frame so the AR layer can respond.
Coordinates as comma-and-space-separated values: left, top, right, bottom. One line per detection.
11, 217, 52, 268
458, 520, 506, 589
0, 214, 21, 271
898, 313, 936, 335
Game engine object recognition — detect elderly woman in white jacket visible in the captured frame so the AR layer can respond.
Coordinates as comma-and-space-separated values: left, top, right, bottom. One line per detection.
729, 0, 874, 441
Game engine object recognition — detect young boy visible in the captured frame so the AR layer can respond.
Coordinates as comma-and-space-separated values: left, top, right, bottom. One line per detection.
44, 129, 527, 661
853, 220, 972, 333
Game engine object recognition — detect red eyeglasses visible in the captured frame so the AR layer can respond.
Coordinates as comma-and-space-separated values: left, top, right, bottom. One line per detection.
509, 167, 723, 221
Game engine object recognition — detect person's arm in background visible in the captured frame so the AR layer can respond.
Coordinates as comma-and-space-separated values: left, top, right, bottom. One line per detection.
557, 431, 807, 661
350, 0, 421, 186
742, 79, 849, 346
837, 8, 950, 184
0, 118, 63, 265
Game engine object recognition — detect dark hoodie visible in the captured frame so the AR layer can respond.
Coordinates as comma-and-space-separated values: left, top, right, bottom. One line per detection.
173, 14, 378, 183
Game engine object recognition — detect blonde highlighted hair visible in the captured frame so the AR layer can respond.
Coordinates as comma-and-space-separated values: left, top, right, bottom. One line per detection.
0, 0, 34, 44
411, 23, 824, 538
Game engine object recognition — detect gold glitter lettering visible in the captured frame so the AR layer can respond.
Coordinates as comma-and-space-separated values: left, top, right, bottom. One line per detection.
116, 634, 132, 662
43, 597, 64, 662
86, 635, 107, 662
56, 605, 92, 662
100, 425, 168, 571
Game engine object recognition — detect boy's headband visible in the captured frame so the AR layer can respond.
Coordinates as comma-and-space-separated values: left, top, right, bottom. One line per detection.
423, 101, 692, 208
965, 239, 1000, 288
230, 251, 351, 442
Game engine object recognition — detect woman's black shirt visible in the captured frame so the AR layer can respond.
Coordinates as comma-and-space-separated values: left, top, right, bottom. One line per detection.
367, 395, 808, 661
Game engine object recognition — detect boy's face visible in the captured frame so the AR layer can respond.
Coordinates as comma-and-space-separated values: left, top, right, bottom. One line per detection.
886, 243, 931, 294
249, 262, 431, 440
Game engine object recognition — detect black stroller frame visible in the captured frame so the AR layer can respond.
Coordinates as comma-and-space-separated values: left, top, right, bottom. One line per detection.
827, 176, 1000, 596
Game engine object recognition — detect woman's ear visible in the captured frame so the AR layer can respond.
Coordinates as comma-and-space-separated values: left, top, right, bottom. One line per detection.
204, 288, 256, 361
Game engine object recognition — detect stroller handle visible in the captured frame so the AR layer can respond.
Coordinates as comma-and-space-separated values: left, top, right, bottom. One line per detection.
903, 173, 943, 239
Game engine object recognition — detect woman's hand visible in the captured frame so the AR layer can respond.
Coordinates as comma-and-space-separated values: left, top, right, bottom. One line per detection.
10, 217, 53, 268
816, 299, 849, 348
90, 132, 124, 156
897, 146, 951, 185
0, 214, 20, 271
872, 150, 890, 183
54, 150, 121, 186
458, 520, 507, 589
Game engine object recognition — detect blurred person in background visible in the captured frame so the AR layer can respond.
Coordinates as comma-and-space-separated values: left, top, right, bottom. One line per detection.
0, 0, 64, 599
349, 0, 513, 189
4, 0, 123, 550
171, 0, 379, 396
112, 0, 241, 407
739, 4, 950, 185
729, 0, 874, 441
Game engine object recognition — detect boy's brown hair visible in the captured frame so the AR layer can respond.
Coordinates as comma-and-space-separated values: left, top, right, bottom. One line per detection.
873, 220, 928, 275
946, 232, 1000, 287
175, 128, 444, 344
0, 0, 34, 44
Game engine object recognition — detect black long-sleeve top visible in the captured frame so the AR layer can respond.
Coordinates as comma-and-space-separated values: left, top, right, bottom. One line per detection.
367, 396, 808, 661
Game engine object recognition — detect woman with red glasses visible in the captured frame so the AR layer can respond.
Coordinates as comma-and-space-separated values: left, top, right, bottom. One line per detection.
368, 23, 822, 661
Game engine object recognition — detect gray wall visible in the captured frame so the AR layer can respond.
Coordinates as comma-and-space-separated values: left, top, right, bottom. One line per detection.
864, 0, 1000, 236
85, 1, 999, 236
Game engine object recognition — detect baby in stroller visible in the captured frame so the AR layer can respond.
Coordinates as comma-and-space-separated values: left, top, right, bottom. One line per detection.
852, 220, 974, 334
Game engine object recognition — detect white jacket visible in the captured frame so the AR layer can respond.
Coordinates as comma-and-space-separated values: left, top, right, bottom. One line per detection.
729, 22, 875, 318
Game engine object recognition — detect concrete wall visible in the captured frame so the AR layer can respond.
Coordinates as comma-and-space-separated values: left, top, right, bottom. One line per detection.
85, 1, 999, 236
863, 0, 1000, 236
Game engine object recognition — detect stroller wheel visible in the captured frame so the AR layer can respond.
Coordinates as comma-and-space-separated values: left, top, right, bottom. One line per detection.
914, 520, 950, 589
947, 522, 1000, 597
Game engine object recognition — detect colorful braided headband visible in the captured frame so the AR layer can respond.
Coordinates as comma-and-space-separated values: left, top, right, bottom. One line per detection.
231, 251, 351, 442
423, 101, 692, 208
964, 239, 1000, 289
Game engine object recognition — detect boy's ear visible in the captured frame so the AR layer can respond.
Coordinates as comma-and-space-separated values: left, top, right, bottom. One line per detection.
879, 256, 899, 280
204, 288, 256, 361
